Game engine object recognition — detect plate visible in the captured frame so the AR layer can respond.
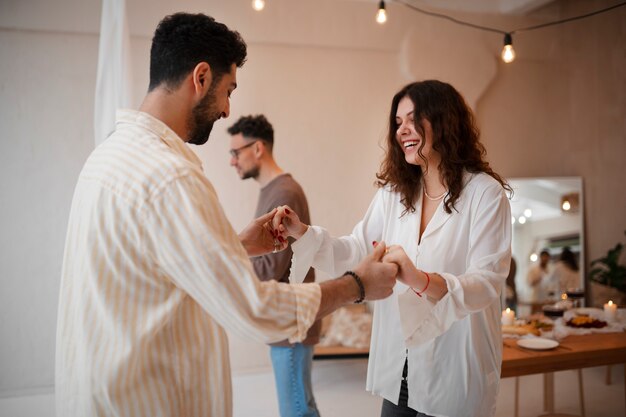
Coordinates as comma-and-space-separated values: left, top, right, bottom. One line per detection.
516, 338, 559, 350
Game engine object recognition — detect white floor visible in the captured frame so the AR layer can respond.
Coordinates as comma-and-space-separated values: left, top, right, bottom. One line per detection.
1, 360, 624, 417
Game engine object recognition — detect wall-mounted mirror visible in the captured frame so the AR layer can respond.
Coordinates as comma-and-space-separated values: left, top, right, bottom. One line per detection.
508, 177, 584, 316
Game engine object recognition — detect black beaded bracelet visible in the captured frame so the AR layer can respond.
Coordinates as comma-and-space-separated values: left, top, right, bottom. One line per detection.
344, 270, 365, 304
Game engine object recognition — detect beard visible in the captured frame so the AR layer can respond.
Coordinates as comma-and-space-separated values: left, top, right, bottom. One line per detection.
187, 87, 222, 145
240, 165, 260, 180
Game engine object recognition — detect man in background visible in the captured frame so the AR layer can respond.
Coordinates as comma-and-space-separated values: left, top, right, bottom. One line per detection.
228, 115, 322, 417
56, 13, 397, 417
527, 249, 552, 301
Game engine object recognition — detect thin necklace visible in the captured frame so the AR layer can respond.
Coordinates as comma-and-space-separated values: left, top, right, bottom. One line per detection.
423, 186, 448, 201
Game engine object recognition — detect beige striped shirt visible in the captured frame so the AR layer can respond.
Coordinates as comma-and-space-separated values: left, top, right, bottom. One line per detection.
55, 110, 321, 417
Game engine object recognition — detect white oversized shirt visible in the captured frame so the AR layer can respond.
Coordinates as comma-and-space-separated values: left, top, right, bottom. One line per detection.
56, 110, 321, 417
290, 173, 511, 417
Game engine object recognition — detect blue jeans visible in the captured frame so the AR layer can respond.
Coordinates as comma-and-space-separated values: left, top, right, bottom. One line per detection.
270, 344, 320, 417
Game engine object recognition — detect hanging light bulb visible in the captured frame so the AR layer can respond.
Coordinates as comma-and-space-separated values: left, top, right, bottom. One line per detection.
501, 33, 515, 63
376, 1, 387, 24
562, 200, 571, 211
524, 208, 532, 218
252, 0, 265, 11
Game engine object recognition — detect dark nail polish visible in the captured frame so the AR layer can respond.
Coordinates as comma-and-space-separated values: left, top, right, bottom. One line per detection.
285, 208, 291, 214
372, 241, 378, 247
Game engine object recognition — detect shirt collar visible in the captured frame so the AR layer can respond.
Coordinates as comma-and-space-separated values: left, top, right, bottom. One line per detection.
115, 109, 203, 169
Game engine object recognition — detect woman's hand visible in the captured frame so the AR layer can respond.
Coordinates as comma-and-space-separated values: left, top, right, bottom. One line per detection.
239, 208, 287, 257
381, 244, 421, 288
272, 205, 309, 240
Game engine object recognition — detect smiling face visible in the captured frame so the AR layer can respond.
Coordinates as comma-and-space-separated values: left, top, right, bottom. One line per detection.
395, 96, 439, 169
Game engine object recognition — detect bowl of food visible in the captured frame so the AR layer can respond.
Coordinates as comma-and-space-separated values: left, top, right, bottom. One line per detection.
566, 315, 607, 329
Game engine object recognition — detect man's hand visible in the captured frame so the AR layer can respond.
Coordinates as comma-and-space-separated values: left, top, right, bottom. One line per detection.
317, 241, 398, 319
353, 242, 398, 301
238, 209, 287, 257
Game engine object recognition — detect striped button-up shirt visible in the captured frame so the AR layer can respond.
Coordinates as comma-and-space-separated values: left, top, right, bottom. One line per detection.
55, 110, 321, 417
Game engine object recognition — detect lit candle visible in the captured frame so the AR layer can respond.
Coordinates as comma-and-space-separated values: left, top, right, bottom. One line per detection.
604, 300, 617, 322
502, 308, 515, 326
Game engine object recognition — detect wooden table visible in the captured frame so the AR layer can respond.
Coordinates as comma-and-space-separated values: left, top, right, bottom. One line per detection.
313, 344, 369, 360
502, 332, 626, 416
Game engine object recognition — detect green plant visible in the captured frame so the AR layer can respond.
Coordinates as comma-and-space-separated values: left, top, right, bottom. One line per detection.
588, 231, 626, 293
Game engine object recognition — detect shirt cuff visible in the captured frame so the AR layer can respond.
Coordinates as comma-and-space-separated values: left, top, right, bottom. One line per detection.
289, 226, 320, 284
287, 282, 321, 343
399, 273, 455, 347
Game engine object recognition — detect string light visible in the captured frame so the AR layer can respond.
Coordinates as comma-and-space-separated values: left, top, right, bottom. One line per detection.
376, 1, 387, 24
389, 0, 626, 63
252, 0, 265, 11
501, 33, 515, 63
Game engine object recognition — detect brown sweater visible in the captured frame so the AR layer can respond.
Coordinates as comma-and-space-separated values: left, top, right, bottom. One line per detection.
251, 174, 321, 346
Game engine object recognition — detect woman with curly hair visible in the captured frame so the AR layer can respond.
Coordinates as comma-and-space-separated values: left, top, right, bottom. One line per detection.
275, 80, 512, 417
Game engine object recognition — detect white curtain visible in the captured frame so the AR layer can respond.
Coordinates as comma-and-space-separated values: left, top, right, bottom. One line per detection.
94, 0, 133, 146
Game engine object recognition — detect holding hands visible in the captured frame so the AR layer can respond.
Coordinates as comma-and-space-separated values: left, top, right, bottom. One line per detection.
351, 242, 398, 301
272, 205, 309, 240
380, 244, 421, 288
269, 205, 441, 300
238, 208, 288, 257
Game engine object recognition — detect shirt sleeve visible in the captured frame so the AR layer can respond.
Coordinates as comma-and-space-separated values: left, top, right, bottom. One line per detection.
289, 188, 386, 283
400, 182, 512, 347
144, 172, 321, 344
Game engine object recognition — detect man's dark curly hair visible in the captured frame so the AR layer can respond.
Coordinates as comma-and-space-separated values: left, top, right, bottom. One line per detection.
376, 80, 511, 215
148, 13, 247, 91
227, 115, 274, 150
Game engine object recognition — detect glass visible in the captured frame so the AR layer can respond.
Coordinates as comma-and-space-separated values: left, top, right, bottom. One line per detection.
229, 141, 257, 158
565, 287, 585, 308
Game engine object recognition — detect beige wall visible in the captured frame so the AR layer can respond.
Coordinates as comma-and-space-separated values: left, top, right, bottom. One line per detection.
0, 0, 624, 396
477, 0, 626, 264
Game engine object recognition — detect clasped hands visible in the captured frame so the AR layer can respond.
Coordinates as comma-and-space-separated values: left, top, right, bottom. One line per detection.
239, 205, 422, 302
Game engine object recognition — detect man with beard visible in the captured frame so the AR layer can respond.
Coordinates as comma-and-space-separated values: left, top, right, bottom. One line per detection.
228, 115, 321, 417
55, 12, 397, 417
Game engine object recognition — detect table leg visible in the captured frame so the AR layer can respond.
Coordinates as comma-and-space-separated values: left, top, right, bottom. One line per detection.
577, 369, 585, 417
543, 372, 555, 413
515, 376, 519, 417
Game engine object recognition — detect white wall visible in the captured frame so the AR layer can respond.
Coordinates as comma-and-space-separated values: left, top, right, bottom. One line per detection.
1, 0, 625, 403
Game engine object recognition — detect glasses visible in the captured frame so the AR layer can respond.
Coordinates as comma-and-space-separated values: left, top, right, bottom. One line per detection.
229, 141, 257, 158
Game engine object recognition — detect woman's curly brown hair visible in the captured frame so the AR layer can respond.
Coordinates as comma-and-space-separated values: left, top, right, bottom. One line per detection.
376, 80, 511, 215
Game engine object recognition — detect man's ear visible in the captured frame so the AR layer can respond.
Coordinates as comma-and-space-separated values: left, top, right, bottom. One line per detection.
192, 62, 212, 95
254, 140, 265, 159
